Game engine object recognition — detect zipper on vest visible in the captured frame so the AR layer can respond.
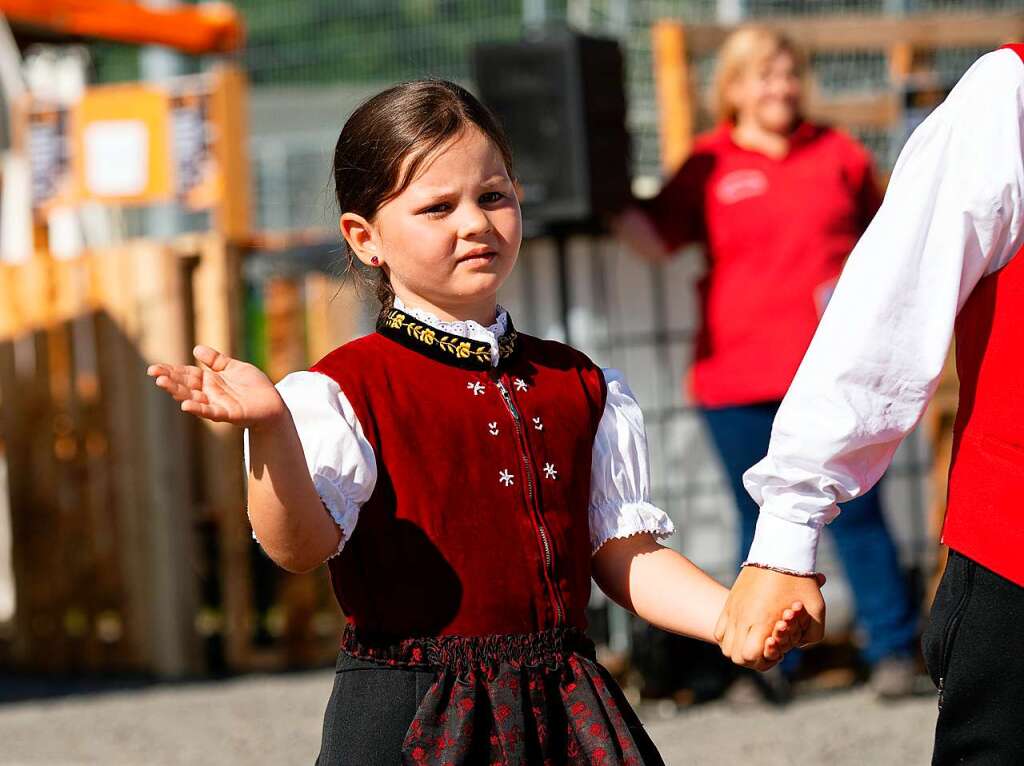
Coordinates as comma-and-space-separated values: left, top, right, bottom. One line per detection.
495, 377, 565, 625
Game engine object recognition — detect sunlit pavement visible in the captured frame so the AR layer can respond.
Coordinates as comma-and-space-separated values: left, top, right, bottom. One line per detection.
0, 670, 936, 765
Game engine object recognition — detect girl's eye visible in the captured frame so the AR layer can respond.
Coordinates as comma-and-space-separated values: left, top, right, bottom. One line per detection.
480, 191, 504, 204
421, 202, 451, 217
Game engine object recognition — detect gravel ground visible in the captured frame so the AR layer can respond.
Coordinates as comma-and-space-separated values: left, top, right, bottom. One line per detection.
0, 670, 937, 765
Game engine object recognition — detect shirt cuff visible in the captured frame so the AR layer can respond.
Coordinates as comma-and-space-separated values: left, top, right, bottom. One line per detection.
744, 511, 822, 575
313, 473, 360, 559
247, 475, 359, 560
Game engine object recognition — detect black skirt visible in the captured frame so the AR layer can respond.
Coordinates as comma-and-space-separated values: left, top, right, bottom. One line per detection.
315, 625, 665, 765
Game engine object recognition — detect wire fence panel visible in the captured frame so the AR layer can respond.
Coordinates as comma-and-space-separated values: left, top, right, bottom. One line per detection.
81, 0, 1019, 651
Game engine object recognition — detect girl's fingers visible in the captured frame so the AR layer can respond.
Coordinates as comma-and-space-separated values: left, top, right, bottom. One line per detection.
188, 388, 210, 404
772, 620, 795, 648
763, 637, 780, 661
193, 345, 232, 373
181, 399, 231, 422
155, 376, 194, 402
155, 374, 211, 404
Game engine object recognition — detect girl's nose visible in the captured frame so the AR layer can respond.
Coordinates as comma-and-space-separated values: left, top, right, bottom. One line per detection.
458, 204, 493, 238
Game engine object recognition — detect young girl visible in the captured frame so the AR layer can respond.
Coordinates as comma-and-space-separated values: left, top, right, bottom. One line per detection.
148, 80, 808, 765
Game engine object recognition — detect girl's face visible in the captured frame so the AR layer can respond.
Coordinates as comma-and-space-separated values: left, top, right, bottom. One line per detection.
344, 127, 521, 324
730, 50, 802, 134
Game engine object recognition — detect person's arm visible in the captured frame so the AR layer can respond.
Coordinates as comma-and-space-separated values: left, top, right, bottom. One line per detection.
588, 370, 810, 660
610, 206, 675, 262
846, 136, 883, 234
592, 535, 811, 661
246, 408, 342, 572
716, 48, 1024, 665
612, 152, 711, 262
149, 347, 374, 574
593, 534, 726, 642
244, 371, 377, 573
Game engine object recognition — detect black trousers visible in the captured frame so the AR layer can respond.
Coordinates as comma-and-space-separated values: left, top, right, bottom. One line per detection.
315, 652, 435, 766
922, 550, 1024, 765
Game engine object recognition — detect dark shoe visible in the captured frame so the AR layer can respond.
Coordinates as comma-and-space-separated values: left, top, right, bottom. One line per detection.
869, 655, 918, 700
725, 667, 793, 707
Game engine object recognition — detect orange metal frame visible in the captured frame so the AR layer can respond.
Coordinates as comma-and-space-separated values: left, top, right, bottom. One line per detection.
1, 0, 244, 54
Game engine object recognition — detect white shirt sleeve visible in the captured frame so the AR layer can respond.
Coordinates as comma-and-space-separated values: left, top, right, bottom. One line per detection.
243, 370, 377, 559
589, 368, 675, 554
742, 49, 1024, 574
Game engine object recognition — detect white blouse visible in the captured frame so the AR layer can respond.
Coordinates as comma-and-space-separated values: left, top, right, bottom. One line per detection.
244, 298, 674, 561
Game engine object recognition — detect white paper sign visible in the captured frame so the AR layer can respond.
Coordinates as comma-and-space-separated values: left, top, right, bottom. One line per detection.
83, 119, 149, 197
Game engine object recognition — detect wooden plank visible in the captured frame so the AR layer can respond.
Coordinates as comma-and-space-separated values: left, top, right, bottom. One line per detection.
92, 245, 151, 671
0, 336, 30, 666
264, 277, 306, 382
652, 21, 694, 175
190, 235, 253, 670
133, 241, 202, 677
0, 265, 21, 340
805, 92, 900, 130
74, 305, 129, 672
209, 66, 252, 242
304, 272, 363, 363
18, 329, 70, 671
682, 12, 1024, 56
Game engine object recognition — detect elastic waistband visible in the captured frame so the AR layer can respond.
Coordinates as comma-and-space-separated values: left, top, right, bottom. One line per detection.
339, 623, 595, 676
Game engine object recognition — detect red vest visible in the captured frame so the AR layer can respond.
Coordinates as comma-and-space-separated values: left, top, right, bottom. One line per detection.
311, 310, 607, 639
943, 45, 1024, 585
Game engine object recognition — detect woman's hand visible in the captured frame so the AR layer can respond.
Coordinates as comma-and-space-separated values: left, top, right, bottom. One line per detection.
609, 206, 672, 264
147, 345, 286, 428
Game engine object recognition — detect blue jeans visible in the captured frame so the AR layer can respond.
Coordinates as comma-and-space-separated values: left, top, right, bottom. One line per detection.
701, 402, 918, 666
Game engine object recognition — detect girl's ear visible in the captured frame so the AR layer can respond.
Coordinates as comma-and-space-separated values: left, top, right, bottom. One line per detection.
340, 213, 381, 267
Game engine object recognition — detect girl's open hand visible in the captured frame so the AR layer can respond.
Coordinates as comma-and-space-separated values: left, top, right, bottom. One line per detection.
761, 601, 811, 668
147, 345, 285, 428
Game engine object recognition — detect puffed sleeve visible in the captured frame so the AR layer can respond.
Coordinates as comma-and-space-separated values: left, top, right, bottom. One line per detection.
589, 369, 675, 554
243, 370, 377, 559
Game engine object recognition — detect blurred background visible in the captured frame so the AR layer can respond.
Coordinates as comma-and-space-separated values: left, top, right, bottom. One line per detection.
0, 1, 1021, 763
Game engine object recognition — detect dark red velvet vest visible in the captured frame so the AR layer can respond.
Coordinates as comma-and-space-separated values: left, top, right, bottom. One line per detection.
310, 309, 607, 638
944, 45, 1024, 586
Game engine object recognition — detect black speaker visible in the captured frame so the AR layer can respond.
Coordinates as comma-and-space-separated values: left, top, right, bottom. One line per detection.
472, 30, 631, 235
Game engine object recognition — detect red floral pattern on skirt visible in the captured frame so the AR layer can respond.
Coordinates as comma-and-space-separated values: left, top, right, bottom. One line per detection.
339, 625, 664, 765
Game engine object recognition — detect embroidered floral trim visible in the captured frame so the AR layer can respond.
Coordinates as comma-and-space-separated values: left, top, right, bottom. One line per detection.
339, 623, 595, 677
377, 308, 519, 370
394, 296, 509, 344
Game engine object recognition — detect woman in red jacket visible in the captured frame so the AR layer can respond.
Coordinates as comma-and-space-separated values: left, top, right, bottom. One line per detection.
615, 26, 918, 697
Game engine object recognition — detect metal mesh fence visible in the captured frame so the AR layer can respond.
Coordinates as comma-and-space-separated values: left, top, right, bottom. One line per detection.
235, 0, 1000, 621
86, 0, 1022, 648
237, 0, 537, 85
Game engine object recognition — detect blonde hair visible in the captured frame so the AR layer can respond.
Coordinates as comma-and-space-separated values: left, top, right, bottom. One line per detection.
711, 26, 807, 124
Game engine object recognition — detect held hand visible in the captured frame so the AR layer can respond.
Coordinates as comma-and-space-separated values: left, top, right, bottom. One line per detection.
146, 345, 285, 428
761, 602, 811, 668
714, 567, 826, 671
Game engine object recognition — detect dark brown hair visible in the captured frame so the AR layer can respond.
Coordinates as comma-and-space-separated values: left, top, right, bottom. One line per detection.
332, 79, 515, 315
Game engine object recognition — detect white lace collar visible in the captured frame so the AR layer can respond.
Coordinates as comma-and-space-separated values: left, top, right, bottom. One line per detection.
392, 296, 511, 368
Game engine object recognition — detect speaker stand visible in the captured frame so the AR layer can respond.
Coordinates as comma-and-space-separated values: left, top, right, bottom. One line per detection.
553, 231, 572, 346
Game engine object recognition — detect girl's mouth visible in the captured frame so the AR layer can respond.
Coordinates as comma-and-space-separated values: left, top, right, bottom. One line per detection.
458, 248, 498, 264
